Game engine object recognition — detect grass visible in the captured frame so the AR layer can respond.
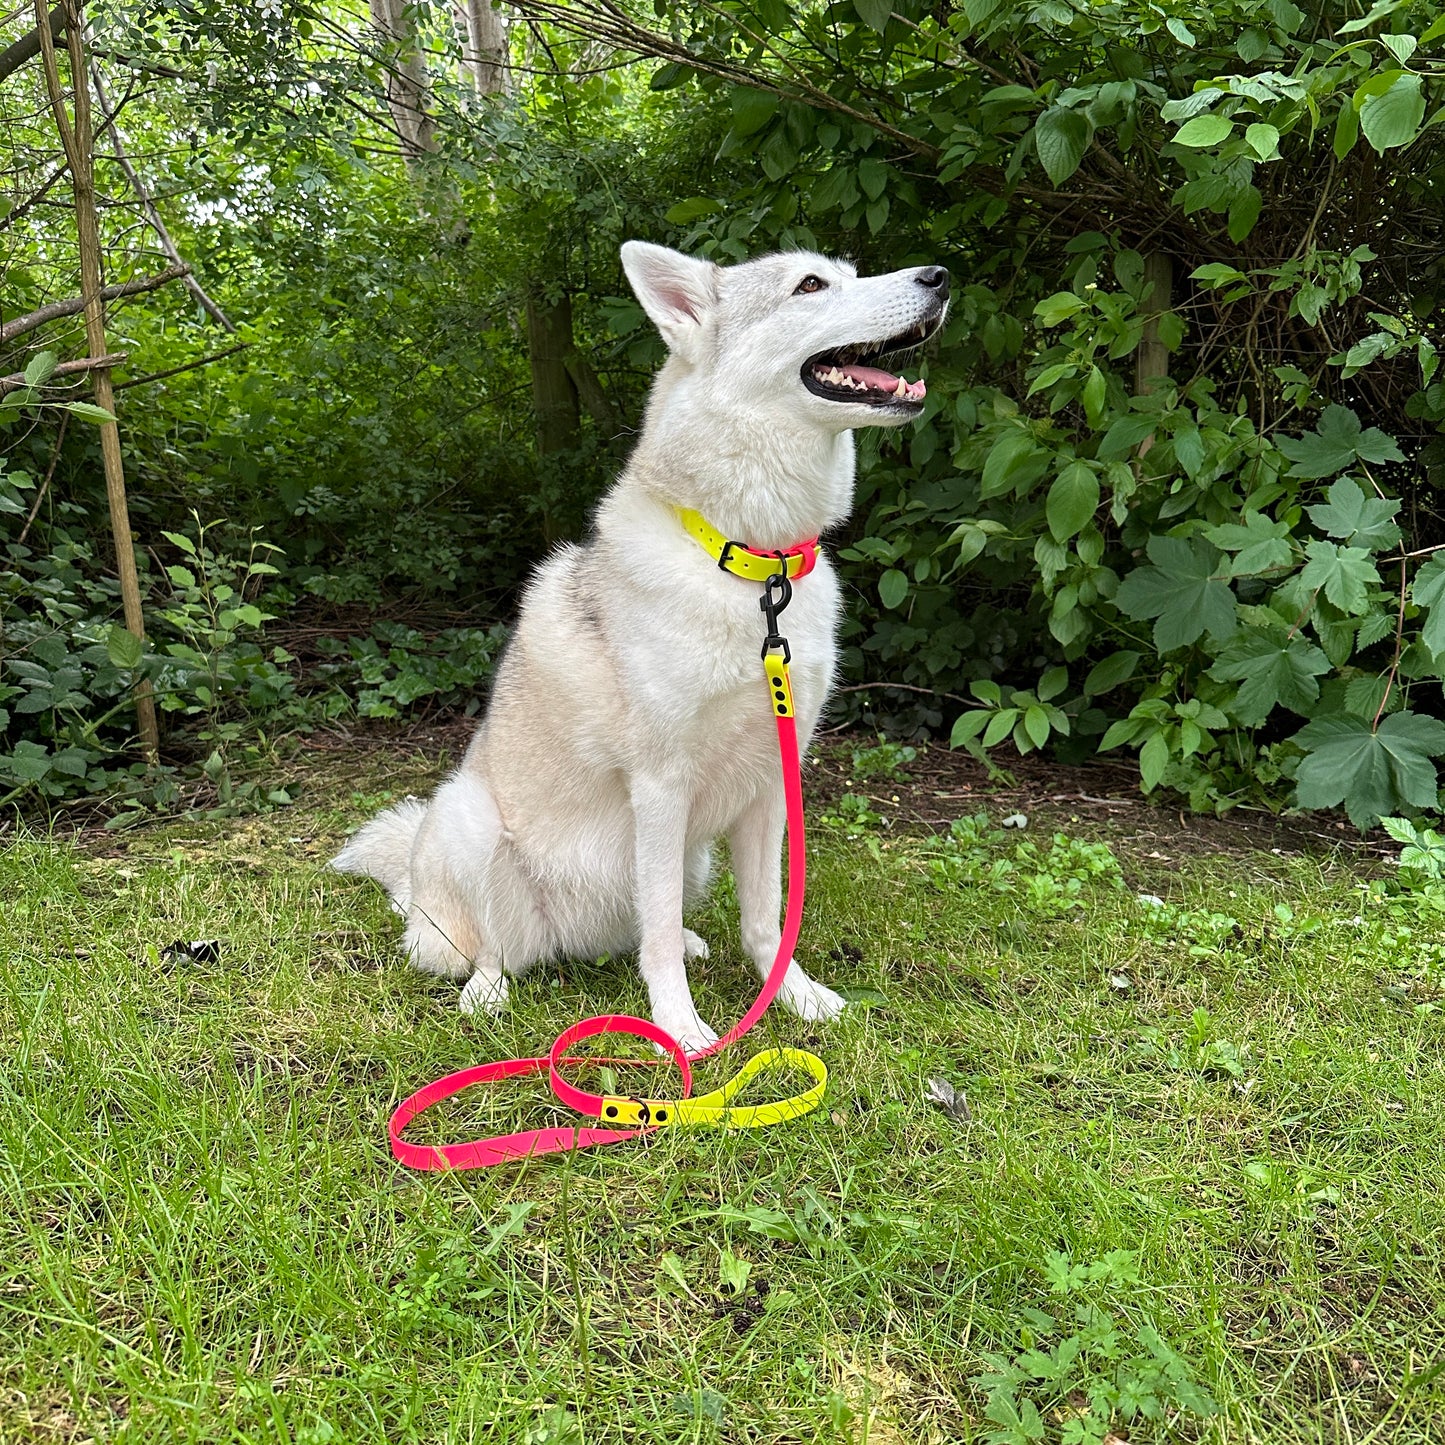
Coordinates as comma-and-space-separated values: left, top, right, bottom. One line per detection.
3, 743, 1445, 1444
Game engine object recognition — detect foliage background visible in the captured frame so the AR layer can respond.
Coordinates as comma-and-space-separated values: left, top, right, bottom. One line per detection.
4, 0, 1445, 827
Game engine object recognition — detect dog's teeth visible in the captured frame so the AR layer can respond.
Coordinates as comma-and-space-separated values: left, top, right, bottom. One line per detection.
893, 377, 907, 397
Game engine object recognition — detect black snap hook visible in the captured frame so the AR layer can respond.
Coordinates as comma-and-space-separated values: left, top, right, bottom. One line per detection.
760, 569, 794, 659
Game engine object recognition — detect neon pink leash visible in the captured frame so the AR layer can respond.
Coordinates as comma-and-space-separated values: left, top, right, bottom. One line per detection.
388, 711, 808, 1170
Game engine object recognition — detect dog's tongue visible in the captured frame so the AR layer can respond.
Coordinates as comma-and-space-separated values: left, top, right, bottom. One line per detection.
843, 364, 927, 401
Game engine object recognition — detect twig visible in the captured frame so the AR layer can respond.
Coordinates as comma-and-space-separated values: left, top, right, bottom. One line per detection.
0, 159, 70, 235
17, 409, 68, 545
0, 350, 126, 393
110, 340, 249, 392
89, 62, 236, 331
0, 263, 188, 344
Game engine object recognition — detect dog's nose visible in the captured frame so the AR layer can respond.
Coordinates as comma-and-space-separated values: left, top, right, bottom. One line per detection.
915, 266, 950, 298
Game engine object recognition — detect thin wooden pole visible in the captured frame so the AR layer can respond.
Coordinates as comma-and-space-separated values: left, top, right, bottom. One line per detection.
35, 0, 158, 761
1135, 251, 1174, 395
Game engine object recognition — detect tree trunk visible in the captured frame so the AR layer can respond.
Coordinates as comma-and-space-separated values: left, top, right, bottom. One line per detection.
35, 0, 158, 761
1136, 251, 1174, 394
526, 293, 580, 459
459, 0, 507, 98
368, 0, 436, 164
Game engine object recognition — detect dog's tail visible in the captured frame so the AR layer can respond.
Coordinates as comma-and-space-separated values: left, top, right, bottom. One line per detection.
331, 796, 427, 899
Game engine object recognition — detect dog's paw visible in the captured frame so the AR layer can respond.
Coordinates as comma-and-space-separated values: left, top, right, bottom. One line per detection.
778, 972, 848, 1023
653, 1010, 719, 1057
458, 969, 509, 1016
682, 928, 710, 961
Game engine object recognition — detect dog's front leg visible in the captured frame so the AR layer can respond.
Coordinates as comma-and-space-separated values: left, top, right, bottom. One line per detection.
631, 774, 718, 1052
729, 791, 848, 1022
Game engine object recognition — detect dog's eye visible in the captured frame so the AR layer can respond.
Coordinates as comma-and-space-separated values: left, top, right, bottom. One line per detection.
794, 275, 827, 295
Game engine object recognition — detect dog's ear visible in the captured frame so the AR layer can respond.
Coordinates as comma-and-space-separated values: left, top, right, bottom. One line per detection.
620, 241, 719, 359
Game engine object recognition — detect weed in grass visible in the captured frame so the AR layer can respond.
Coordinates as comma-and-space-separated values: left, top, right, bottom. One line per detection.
850, 738, 918, 782
972, 1250, 1218, 1445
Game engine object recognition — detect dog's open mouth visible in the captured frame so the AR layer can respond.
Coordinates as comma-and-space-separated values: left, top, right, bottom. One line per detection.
801, 316, 941, 409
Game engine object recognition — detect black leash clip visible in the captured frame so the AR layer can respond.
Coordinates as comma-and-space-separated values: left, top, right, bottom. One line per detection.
760, 566, 793, 661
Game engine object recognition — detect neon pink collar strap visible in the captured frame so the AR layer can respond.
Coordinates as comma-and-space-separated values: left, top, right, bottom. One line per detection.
389, 545, 821, 1169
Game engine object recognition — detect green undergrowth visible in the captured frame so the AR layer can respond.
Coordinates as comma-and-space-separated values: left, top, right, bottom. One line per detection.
2, 755, 1444, 1444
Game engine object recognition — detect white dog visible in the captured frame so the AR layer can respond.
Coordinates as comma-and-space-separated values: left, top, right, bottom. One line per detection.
333, 242, 948, 1051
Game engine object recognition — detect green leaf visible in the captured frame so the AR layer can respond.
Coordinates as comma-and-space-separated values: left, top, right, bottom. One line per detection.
1228, 185, 1263, 242
2, 741, 54, 782
106, 625, 144, 670
1293, 711, 1445, 828
1038, 665, 1068, 701
857, 158, 888, 201
665, 197, 722, 223
1409, 555, 1445, 654
161, 529, 198, 556
649, 62, 691, 90
1084, 650, 1140, 695
1277, 405, 1403, 478
1209, 628, 1329, 725
62, 401, 117, 424
1359, 72, 1425, 153
1299, 540, 1379, 614
1306, 476, 1401, 550
1046, 462, 1099, 541
983, 709, 1018, 747
1165, 15, 1196, 45
1034, 291, 1085, 327
1173, 114, 1233, 148
981, 430, 1050, 498
1023, 705, 1050, 748
1245, 123, 1280, 159
730, 88, 779, 137
1333, 99, 1360, 160
1081, 366, 1106, 425
1139, 731, 1170, 791
1097, 414, 1157, 460
1204, 512, 1293, 575
1034, 108, 1092, 186
879, 568, 910, 609
718, 1247, 752, 1295
853, 0, 892, 30
1114, 536, 1237, 651
23, 350, 57, 387
951, 710, 992, 746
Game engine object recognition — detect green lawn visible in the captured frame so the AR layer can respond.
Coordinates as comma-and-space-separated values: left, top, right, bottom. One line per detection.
3, 744, 1443, 1444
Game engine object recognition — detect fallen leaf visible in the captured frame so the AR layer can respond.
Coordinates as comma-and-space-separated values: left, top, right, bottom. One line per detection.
924, 1077, 971, 1122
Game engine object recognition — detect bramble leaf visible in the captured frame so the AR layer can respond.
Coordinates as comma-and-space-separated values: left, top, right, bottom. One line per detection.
1299, 540, 1379, 614
1204, 512, 1293, 575
1209, 628, 1329, 725
1306, 477, 1401, 551
1277, 405, 1404, 478
1293, 711, 1445, 828
1409, 554, 1445, 655
1114, 536, 1236, 651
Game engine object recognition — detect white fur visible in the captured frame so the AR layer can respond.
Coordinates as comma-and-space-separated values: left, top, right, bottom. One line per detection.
333, 244, 947, 1052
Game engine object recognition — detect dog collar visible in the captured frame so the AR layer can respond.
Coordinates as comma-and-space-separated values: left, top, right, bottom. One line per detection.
676, 507, 819, 582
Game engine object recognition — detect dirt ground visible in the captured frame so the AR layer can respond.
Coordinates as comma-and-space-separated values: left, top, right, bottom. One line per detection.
288, 719, 1394, 870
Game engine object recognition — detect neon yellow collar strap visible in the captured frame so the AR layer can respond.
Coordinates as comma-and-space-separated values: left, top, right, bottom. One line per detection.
677, 507, 820, 582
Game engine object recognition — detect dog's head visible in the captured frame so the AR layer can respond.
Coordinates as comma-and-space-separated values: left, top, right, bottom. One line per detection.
620, 242, 948, 434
